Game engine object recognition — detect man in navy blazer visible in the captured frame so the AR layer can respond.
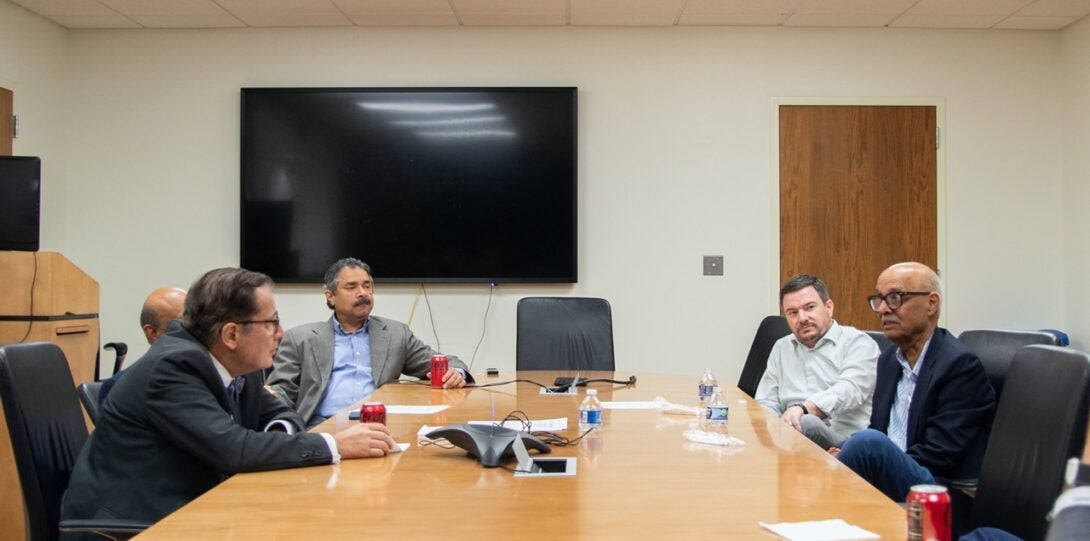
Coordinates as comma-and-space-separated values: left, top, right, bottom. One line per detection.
836, 262, 995, 501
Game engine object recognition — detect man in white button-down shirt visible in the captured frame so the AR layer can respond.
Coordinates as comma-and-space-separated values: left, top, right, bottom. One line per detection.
755, 274, 880, 449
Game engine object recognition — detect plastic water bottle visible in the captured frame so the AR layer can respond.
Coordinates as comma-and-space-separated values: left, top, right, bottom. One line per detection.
698, 368, 718, 406
579, 389, 603, 431
703, 386, 729, 433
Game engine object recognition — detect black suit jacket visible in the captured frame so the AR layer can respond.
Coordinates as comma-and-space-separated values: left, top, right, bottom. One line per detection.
61, 322, 332, 526
870, 327, 996, 482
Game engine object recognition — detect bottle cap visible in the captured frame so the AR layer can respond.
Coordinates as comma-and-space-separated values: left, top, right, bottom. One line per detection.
587, 389, 598, 396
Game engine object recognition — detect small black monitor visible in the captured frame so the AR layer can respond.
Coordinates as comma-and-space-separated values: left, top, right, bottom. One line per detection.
0, 156, 41, 252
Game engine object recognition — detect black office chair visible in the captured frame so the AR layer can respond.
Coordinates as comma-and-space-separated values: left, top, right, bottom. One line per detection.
0, 342, 148, 540
957, 329, 1060, 401
862, 330, 893, 354
737, 315, 791, 397
516, 297, 615, 371
968, 345, 1090, 541
77, 381, 105, 425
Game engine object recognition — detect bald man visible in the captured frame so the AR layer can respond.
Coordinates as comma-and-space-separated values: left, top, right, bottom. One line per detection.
100, 287, 187, 402
140, 287, 187, 345
835, 262, 995, 502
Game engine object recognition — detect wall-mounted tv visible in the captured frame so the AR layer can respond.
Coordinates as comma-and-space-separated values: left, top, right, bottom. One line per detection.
0, 156, 41, 252
240, 87, 577, 283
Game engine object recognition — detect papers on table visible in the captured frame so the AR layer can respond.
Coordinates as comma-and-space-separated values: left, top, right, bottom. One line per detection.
469, 417, 568, 432
384, 404, 449, 415
759, 519, 879, 541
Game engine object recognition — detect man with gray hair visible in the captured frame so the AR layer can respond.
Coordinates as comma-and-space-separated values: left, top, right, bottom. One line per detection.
269, 257, 470, 426
755, 274, 879, 449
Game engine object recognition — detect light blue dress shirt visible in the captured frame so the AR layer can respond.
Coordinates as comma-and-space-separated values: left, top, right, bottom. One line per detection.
888, 334, 933, 451
315, 318, 374, 419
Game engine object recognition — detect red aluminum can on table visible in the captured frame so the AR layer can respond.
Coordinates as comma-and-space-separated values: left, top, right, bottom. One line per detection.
430, 354, 448, 388
359, 402, 386, 425
907, 484, 951, 541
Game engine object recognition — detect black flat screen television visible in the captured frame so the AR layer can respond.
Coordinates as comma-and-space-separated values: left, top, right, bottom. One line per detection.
0, 156, 41, 252
240, 87, 577, 283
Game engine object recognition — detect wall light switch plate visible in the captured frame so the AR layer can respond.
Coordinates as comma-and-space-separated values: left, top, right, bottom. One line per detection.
703, 255, 724, 276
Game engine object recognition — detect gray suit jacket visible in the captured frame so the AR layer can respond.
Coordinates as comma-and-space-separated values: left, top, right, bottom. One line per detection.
268, 315, 470, 423
60, 322, 331, 527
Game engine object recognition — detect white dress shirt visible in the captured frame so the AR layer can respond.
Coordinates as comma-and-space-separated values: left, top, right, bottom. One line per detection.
755, 322, 879, 439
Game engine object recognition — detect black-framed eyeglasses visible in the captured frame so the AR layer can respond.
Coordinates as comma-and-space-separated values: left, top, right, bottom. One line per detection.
867, 291, 930, 312
236, 318, 281, 330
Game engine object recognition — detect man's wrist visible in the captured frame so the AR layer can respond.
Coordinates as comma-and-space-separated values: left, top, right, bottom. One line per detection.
787, 402, 809, 416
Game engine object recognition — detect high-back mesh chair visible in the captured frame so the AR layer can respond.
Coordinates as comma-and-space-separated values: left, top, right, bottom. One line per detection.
516, 297, 615, 371
0, 342, 147, 540
969, 345, 1090, 541
957, 329, 1060, 401
737, 315, 792, 397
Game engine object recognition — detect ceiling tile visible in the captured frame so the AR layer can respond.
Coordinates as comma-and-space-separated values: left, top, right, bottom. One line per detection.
785, 12, 899, 26
454, 0, 567, 26
1015, 0, 1090, 17
48, 14, 142, 28
903, 0, 1033, 16
679, 0, 798, 25
216, 0, 352, 27
889, 14, 1009, 28
10, 0, 118, 16
994, 14, 1081, 28
795, 0, 919, 15
333, 0, 458, 25
571, 0, 684, 26
127, 14, 246, 28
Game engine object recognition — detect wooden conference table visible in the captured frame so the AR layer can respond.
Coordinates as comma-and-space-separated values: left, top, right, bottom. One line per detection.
137, 371, 906, 539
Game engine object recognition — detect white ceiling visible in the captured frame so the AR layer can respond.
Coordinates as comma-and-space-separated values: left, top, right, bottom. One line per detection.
8, 0, 1090, 30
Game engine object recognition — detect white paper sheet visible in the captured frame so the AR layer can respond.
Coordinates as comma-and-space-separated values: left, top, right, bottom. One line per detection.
385, 405, 450, 415
468, 417, 569, 431
600, 401, 660, 410
758, 519, 879, 541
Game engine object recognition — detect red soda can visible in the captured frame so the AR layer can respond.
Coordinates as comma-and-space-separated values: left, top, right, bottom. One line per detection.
359, 402, 386, 425
907, 484, 951, 541
430, 354, 448, 388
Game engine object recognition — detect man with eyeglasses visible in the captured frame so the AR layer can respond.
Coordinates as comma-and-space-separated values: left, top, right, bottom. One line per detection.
755, 274, 879, 449
268, 257, 471, 427
834, 262, 995, 502
61, 268, 398, 532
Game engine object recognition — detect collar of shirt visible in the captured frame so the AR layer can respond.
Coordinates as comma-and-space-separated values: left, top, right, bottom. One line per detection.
334, 317, 370, 336
895, 331, 935, 378
790, 320, 843, 351
207, 352, 234, 389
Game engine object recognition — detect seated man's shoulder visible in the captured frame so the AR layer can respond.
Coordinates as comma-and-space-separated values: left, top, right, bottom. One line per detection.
283, 320, 331, 339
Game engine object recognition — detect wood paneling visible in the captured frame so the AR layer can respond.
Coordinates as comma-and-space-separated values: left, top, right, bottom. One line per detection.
0, 87, 11, 156
780, 105, 937, 330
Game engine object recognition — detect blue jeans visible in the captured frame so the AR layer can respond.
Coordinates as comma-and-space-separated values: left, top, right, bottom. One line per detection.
959, 528, 1022, 541
838, 428, 934, 501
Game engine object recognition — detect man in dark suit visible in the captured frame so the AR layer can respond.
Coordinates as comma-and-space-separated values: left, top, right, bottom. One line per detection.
268, 258, 471, 426
835, 262, 995, 501
99, 286, 188, 402
61, 268, 398, 530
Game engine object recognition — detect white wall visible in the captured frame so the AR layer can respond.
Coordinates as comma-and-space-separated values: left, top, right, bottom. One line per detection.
1, 5, 1076, 379
1062, 17, 1090, 350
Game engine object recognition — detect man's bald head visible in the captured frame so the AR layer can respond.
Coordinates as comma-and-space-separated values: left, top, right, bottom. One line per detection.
140, 287, 187, 344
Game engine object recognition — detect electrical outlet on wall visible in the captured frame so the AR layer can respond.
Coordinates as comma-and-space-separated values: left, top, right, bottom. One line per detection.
703, 255, 724, 276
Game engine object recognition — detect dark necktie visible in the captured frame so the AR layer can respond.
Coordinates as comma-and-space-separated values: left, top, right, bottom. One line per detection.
226, 377, 244, 422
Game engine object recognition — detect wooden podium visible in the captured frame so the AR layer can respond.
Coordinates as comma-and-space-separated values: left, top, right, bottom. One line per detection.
0, 251, 100, 541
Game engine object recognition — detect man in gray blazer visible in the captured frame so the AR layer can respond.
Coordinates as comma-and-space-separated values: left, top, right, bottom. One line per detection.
61, 268, 397, 531
268, 258, 471, 426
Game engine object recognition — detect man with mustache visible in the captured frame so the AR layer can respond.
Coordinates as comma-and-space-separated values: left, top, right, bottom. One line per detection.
755, 274, 879, 449
269, 257, 470, 426
836, 262, 995, 502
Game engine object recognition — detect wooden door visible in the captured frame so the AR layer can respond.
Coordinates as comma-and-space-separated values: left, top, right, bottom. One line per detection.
779, 105, 937, 330
0, 87, 11, 155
